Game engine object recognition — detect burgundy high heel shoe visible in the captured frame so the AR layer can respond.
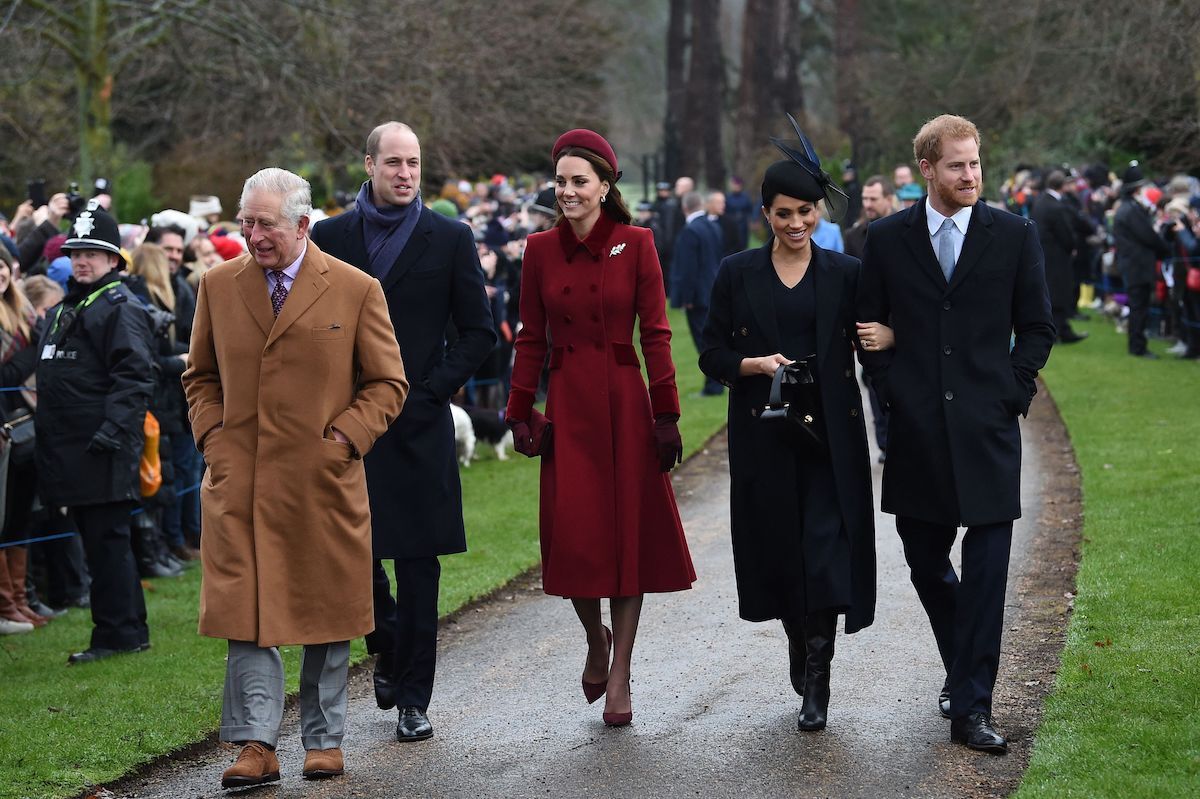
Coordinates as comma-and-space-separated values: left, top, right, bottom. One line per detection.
602, 681, 633, 727
582, 626, 613, 704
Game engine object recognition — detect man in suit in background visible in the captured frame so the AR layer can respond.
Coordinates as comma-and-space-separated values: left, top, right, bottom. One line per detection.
1031, 170, 1087, 343
670, 191, 723, 396
310, 122, 495, 744
1112, 162, 1171, 359
857, 115, 1055, 754
705, 190, 740, 259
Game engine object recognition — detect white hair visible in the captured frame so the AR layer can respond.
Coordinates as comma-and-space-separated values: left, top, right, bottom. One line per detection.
239, 168, 312, 225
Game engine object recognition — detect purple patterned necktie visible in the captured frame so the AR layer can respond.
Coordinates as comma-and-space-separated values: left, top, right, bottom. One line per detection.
270, 270, 288, 317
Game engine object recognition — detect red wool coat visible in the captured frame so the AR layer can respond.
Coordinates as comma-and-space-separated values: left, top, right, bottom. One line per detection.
507, 214, 696, 598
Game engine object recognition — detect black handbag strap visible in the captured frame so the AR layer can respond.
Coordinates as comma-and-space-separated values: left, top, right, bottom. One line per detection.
767, 363, 789, 409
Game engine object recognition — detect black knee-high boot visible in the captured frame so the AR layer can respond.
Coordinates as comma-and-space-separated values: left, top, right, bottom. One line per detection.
797, 612, 836, 731
781, 617, 806, 697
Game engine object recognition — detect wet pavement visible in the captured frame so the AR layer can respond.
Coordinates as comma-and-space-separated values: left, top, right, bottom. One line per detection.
114, 389, 1066, 799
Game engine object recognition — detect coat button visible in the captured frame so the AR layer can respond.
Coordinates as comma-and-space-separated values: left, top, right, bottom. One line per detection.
943, 345, 952, 355
943, 301, 952, 310
591, 313, 600, 322
739, 326, 749, 336
567, 344, 575, 352
564, 315, 573, 324
590, 284, 598, 293
844, 369, 852, 378
944, 390, 954, 400
563, 286, 571, 295
850, 408, 858, 417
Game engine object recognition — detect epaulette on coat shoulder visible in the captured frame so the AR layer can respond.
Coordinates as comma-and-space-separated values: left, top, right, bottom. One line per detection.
102, 285, 128, 305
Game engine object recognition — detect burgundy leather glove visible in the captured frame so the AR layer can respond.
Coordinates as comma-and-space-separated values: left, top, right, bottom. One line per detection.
653, 413, 683, 472
506, 410, 553, 458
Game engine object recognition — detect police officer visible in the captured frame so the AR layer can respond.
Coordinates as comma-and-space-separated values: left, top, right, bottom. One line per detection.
36, 200, 156, 664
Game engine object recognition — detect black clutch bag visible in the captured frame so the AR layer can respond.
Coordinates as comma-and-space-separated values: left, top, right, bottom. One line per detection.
756, 359, 826, 455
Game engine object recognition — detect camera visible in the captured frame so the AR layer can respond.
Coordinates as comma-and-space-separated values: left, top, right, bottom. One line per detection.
66, 181, 88, 217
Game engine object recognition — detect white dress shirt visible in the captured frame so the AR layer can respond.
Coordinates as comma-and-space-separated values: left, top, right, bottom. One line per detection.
266, 240, 306, 299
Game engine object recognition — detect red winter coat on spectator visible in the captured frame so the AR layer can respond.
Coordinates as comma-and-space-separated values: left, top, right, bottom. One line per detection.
507, 213, 695, 598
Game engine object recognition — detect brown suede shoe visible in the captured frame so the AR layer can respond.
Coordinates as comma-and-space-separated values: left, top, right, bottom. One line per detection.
302, 747, 345, 780
220, 742, 280, 789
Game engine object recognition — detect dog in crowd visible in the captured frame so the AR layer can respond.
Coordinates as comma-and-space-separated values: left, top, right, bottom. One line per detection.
450, 404, 513, 466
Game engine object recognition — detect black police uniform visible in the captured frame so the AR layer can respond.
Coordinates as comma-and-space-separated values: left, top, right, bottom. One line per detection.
36, 211, 156, 659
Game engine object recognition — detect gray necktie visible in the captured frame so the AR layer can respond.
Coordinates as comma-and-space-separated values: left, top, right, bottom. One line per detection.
937, 217, 957, 282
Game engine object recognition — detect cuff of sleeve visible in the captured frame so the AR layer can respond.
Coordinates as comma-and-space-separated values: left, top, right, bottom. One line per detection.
329, 413, 371, 459
506, 389, 534, 424
649, 384, 680, 417
192, 409, 223, 447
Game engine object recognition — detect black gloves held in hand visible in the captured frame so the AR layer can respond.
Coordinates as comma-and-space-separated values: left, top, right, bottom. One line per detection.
653, 414, 683, 472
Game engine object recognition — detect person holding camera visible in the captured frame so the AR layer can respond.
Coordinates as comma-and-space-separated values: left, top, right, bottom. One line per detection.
16, 191, 70, 275
34, 200, 155, 664
699, 123, 881, 733
1113, 164, 1172, 359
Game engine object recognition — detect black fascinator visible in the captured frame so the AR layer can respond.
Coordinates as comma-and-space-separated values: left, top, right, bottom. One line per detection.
769, 113, 851, 223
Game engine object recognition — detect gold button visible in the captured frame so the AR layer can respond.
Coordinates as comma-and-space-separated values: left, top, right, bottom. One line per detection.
850, 408, 858, 417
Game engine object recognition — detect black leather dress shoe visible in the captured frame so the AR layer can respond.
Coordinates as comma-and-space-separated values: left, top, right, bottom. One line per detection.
938, 680, 951, 719
950, 712, 1008, 754
67, 642, 150, 665
374, 668, 398, 710
396, 707, 433, 742
1059, 330, 1089, 344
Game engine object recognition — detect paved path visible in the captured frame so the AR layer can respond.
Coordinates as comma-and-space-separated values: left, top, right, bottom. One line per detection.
122, 391, 1067, 799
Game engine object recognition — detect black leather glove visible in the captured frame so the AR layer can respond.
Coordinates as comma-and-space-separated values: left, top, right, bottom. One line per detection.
87, 429, 122, 454
653, 413, 683, 472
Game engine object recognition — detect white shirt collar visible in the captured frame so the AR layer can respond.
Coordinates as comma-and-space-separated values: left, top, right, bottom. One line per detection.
925, 199, 973, 238
685, 209, 706, 224
1047, 189, 1062, 201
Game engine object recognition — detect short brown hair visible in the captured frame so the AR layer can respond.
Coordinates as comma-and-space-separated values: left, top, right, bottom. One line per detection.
913, 114, 980, 165
863, 175, 894, 197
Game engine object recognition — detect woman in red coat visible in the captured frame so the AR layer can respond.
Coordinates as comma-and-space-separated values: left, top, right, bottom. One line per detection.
506, 129, 695, 727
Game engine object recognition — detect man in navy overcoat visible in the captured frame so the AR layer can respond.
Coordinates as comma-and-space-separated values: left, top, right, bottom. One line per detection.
311, 122, 495, 743
857, 114, 1054, 754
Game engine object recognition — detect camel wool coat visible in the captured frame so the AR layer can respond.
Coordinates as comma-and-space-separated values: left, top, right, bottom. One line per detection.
183, 240, 408, 647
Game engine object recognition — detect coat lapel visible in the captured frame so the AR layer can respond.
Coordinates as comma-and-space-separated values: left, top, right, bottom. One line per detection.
234, 256, 275, 339
946, 201, 995, 293
811, 245, 841, 367
380, 208, 434, 294
900, 201, 949, 292
340, 209, 370, 273
266, 243, 330, 348
742, 245, 782, 348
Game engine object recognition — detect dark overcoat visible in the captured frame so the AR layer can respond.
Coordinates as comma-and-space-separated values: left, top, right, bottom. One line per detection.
311, 206, 496, 559
698, 243, 876, 634
1030, 192, 1078, 317
1113, 197, 1170, 287
506, 214, 695, 598
856, 200, 1055, 527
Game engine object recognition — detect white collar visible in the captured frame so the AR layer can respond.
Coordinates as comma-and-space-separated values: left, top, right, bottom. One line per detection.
1047, 189, 1062, 201
685, 209, 706, 224
925, 199, 973, 238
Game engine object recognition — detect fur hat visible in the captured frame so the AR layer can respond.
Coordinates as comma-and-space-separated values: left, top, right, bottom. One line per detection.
189, 195, 222, 218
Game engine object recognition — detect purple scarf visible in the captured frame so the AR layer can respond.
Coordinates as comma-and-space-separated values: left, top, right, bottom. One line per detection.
355, 180, 423, 281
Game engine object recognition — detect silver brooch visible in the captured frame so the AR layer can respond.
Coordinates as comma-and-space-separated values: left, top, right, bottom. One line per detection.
609, 243, 626, 257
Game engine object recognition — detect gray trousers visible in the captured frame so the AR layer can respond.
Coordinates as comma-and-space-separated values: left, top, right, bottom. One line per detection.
220, 639, 349, 750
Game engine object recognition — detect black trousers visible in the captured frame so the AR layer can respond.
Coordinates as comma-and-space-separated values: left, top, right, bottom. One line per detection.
74, 500, 149, 650
685, 306, 724, 394
896, 516, 1012, 719
862, 373, 889, 452
367, 556, 440, 711
1127, 282, 1153, 355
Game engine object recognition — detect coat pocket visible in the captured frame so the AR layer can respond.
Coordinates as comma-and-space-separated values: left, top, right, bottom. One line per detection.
612, 342, 640, 368
312, 324, 345, 340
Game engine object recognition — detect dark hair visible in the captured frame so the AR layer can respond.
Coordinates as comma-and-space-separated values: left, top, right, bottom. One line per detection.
145, 225, 186, 244
1044, 170, 1066, 192
863, 175, 894, 197
553, 146, 632, 225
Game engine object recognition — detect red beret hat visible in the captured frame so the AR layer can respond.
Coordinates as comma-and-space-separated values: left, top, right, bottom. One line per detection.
210, 234, 244, 261
552, 129, 621, 181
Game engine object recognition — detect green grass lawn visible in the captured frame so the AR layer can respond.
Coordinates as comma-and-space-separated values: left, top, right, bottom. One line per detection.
0, 307, 726, 799
1017, 317, 1200, 797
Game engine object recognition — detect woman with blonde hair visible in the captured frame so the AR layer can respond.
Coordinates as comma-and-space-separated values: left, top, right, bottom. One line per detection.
0, 250, 48, 633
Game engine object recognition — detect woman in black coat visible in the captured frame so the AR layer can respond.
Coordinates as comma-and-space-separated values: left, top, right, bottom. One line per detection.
699, 154, 889, 732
